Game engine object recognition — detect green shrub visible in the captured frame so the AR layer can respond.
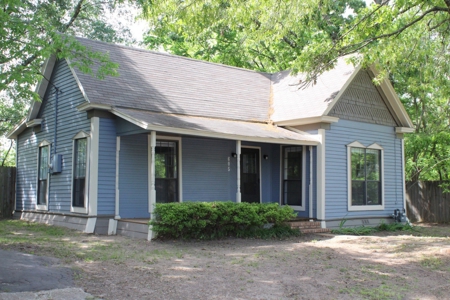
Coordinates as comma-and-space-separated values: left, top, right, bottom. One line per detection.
331, 220, 414, 236
149, 202, 297, 240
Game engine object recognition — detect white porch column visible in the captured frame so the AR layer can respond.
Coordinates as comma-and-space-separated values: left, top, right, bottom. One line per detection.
115, 136, 120, 219
86, 116, 99, 233
236, 140, 241, 203
317, 129, 326, 228
148, 131, 157, 217
309, 146, 313, 219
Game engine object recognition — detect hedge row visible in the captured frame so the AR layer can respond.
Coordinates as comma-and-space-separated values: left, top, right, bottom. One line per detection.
149, 202, 298, 240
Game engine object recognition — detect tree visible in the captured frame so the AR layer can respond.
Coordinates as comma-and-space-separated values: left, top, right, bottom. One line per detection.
0, 0, 139, 138
142, 0, 450, 181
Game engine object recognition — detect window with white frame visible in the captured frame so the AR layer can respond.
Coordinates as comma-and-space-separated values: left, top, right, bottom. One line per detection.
72, 132, 89, 213
348, 142, 384, 210
37, 141, 50, 209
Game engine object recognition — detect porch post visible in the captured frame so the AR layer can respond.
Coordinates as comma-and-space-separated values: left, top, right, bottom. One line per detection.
149, 131, 156, 217
317, 129, 326, 228
236, 140, 241, 203
309, 145, 313, 219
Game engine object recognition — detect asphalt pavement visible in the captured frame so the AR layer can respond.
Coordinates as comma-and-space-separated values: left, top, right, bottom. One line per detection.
0, 249, 94, 299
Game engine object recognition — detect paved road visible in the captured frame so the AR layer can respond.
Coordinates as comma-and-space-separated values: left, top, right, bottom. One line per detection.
0, 249, 94, 299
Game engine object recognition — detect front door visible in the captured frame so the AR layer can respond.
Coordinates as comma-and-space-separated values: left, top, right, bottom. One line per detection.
155, 140, 178, 203
241, 148, 260, 203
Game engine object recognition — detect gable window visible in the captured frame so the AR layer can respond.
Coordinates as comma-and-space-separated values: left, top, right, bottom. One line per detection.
71, 131, 90, 213
37, 142, 50, 209
347, 142, 384, 211
281, 145, 305, 210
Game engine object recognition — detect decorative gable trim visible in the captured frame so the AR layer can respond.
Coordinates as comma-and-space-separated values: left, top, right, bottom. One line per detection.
73, 130, 90, 139
346, 141, 366, 148
39, 140, 51, 147
323, 65, 362, 116
368, 66, 414, 128
367, 143, 383, 150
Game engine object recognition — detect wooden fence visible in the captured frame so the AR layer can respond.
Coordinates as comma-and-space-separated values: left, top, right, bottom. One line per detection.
0, 167, 16, 219
406, 181, 450, 223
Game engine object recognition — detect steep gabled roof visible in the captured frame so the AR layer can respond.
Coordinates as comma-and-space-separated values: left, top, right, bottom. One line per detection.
271, 58, 414, 128
271, 58, 357, 123
8, 38, 413, 140
71, 37, 272, 123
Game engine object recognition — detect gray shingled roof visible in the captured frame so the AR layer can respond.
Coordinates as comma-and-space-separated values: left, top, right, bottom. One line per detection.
270, 58, 356, 122
73, 37, 272, 123
113, 107, 319, 144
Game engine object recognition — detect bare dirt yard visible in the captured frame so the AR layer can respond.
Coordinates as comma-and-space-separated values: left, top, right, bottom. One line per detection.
0, 220, 449, 300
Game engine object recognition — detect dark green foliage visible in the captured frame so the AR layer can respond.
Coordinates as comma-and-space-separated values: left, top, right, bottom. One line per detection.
332, 221, 414, 236
149, 202, 298, 240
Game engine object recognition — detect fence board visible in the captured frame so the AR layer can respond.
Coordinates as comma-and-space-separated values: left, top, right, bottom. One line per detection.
406, 181, 450, 223
0, 167, 16, 218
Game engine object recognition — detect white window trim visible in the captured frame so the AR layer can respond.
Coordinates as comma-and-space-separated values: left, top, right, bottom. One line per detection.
241, 145, 262, 203
36, 140, 51, 211
347, 141, 385, 211
279, 145, 306, 211
152, 135, 183, 202
70, 131, 90, 214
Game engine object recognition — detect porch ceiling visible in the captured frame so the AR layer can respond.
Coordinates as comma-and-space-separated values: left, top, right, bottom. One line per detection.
112, 107, 320, 145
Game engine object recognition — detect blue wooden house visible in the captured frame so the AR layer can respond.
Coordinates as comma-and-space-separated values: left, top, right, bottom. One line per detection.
8, 37, 414, 239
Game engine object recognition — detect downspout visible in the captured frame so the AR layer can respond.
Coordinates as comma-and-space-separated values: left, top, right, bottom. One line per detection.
309, 146, 313, 219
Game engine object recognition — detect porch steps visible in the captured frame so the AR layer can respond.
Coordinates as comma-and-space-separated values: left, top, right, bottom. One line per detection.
286, 220, 332, 234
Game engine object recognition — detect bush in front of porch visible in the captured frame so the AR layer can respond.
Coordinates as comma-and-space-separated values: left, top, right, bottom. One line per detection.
149, 202, 299, 240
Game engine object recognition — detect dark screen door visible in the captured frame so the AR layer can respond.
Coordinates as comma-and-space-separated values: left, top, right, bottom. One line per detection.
240, 148, 260, 203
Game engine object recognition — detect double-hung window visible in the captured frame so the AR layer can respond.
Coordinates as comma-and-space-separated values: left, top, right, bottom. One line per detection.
71, 132, 89, 213
347, 142, 384, 211
37, 141, 51, 209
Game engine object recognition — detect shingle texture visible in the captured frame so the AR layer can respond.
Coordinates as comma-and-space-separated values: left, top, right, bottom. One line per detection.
328, 70, 398, 126
114, 108, 319, 143
73, 38, 271, 122
270, 58, 356, 122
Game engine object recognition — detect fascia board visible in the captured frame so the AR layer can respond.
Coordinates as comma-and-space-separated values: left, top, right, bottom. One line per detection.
275, 116, 339, 126
322, 65, 362, 116
66, 58, 91, 103
111, 109, 320, 146
370, 65, 414, 128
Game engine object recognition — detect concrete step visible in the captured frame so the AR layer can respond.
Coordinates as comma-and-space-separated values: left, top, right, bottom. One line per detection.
300, 228, 332, 234
286, 221, 322, 229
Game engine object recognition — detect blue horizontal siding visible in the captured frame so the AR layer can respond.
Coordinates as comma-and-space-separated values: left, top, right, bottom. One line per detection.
118, 134, 149, 218
97, 118, 117, 215
16, 59, 91, 213
325, 119, 404, 220
183, 137, 235, 201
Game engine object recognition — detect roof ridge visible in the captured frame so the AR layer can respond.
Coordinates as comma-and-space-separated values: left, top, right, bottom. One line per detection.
75, 36, 272, 76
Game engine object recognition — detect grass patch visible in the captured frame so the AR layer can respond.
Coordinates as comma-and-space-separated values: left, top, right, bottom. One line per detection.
420, 256, 443, 269
331, 220, 414, 236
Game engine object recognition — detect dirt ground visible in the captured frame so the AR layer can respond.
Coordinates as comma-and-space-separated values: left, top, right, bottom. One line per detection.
1, 222, 449, 299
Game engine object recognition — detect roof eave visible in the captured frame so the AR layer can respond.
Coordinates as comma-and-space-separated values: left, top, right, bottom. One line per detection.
6, 119, 27, 139
111, 109, 320, 146
274, 116, 339, 127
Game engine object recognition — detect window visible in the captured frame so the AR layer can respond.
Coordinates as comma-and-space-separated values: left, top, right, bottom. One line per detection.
282, 146, 305, 209
155, 140, 178, 203
71, 131, 90, 213
73, 138, 87, 207
37, 142, 50, 209
348, 142, 384, 211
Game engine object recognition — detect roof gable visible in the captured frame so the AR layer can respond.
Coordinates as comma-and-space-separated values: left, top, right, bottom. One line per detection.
327, 69, 398, 126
